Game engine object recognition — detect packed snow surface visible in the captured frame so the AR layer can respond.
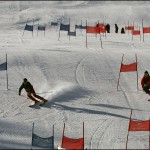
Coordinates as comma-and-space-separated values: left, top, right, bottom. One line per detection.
0, 1, 150, 149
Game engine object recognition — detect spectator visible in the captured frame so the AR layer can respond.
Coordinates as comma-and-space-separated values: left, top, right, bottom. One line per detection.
121, 27, 125, 34
105, 23, 110, 33
115, 24, 119, 33
141, 71, 150, 95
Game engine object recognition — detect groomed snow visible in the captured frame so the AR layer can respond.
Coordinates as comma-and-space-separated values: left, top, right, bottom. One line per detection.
0, 1, 150, 149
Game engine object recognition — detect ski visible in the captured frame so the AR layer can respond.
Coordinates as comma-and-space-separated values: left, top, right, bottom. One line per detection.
39, 100, 48, 106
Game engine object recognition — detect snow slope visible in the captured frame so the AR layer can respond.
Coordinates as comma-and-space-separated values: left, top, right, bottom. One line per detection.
0, 1, 150, 149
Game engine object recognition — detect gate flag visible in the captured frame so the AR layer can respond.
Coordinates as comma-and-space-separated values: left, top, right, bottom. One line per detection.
31, 123, 54, 149
99, 27, 106, 33
38, 26, 45, 31
60, 23, 70, 31
129, 120, 150, 131
61, 123, 84, 150
125, 26, 134, 30
51, 22, 58, 26
117, 54, 138, 90
32, 133, 54, 148
120, 62, 137, 72
81, 25, 86, 29
126, 109, 150, 149
62, 136, 84, 149
132, 30, 140, 35
0, 62, 7, 71
75, 25, 82, 29
86, 26, 100, 34
68, 31, 76, 36
143, 27, 150, 33
25, 24, 33, 31
97, 23, 105, 28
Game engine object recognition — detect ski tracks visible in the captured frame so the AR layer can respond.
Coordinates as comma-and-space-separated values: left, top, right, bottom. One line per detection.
90, 119, 125, 149
75, 57, 87, 87
75, 56, 103, 104
1, 97, 27, 118
75, 55, 102, 89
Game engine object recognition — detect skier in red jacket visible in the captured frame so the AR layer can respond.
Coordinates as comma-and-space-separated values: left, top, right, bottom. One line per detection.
19, 78, 47, 104
141, 71, 150, 94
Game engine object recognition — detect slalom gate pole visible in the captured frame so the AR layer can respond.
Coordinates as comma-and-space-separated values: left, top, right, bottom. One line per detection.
117, 54, 124, 90
44, 27, 45, 37
75, 25, 76, 39
139, 26, 141, 42
61, 123, 65, 147
149, 118, 150, 149
69, 18, 70, 41
125, 109, 132, 149
95, 21, 98, 39
53, 125, 54, 149
142, 19, 144, 42
6, 53, 8, 90
31, 122, 34, 150
37, 22, 39, 37
58, 20, 61, 40
50, 21, 51, 31
22, 18, 29, 37
128, 21, 129, 35
83, 122, 84, 150
75, 20, 77, 36
81, 20, 82, 35
100, 31, 103, 49
135, 54, 138, 90
86, 20, 87, 48
32, 18, 34, 37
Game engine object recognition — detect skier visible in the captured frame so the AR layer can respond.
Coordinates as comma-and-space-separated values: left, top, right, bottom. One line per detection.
115, 24, 119, 33
18, 78, 47, 104
141, 71, 150, 94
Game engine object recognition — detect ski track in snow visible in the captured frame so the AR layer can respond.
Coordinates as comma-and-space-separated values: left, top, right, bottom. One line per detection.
75, 56, 94, 88
97, 119, 125, 149
90, 119, 107, 149
90, 119, 123, 149
75, 57, 86, 86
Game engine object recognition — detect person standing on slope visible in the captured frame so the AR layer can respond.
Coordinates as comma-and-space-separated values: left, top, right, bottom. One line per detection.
105, 23, 110, 33
141, 71, 150, 94
121, 27, 125, 34
18, 78, 47, 104
115, 24, 119, 33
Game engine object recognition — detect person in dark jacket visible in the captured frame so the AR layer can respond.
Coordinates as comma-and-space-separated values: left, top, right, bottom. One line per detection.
115, 24, 119, 33
121, 27, 125, 34
141, 71, 150, 94
19, 78, 47, 103
105, 23, 110, 33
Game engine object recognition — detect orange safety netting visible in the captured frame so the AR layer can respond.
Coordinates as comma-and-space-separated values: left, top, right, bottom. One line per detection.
61, 135, 84, 150
125, 26, 134, 30
129, 120, 150, 131
86, 26, 100, 34
143, 27, 150, 33
120, 63, 137, 72
132, 30, 140, 35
